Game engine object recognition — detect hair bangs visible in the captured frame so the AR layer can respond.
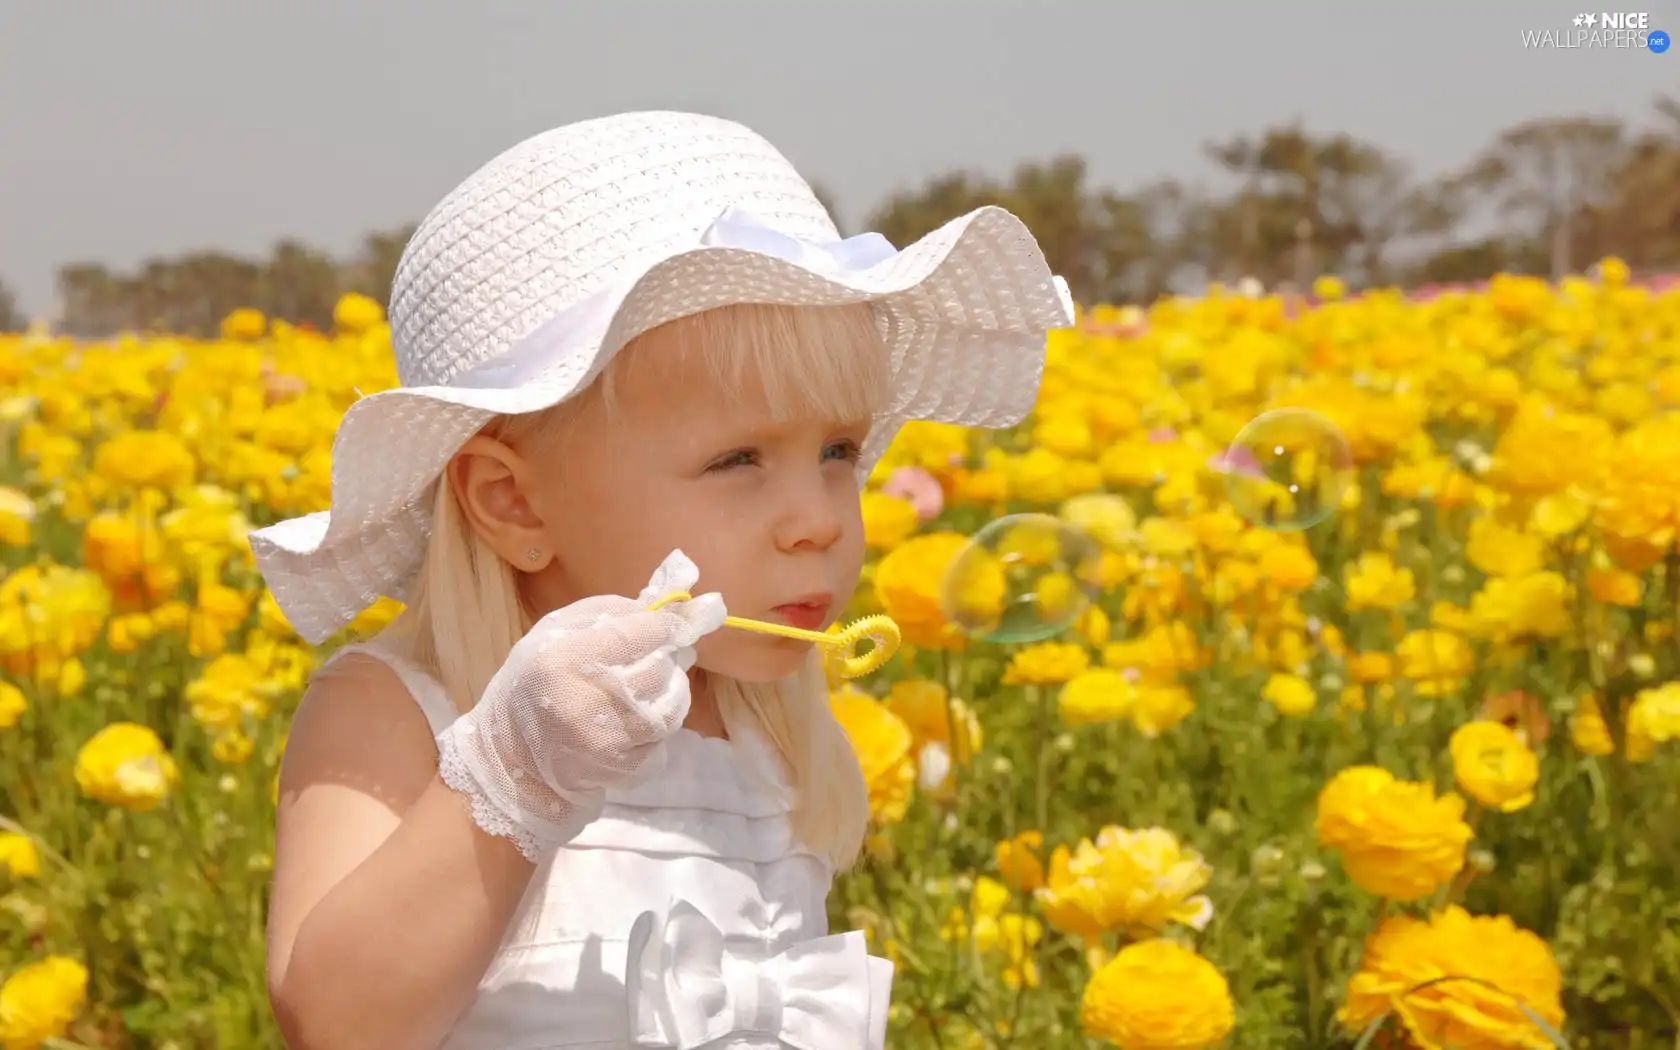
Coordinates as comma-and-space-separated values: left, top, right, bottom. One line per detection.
602, 302, 890, 426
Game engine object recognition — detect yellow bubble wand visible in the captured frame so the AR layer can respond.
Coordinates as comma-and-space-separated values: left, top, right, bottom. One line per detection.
647, 591, 901, 679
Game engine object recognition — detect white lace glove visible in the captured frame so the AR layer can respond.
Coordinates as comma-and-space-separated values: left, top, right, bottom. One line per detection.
435, 549, 726, 862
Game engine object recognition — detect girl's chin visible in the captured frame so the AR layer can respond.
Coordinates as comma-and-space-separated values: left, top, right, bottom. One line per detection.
696, 635, 815, 685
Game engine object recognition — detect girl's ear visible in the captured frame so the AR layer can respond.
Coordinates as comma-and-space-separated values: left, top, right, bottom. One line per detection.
447, 434, 555, 572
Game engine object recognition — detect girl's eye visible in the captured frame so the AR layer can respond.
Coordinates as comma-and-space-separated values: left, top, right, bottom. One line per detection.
822, 439, 863, 464
706, 449, 759, 473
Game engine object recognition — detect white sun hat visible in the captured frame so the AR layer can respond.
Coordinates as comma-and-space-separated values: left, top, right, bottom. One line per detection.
249, 110, 1073, 645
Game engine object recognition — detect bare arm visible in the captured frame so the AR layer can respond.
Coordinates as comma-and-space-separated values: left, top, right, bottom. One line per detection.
266, 656, 537, 1050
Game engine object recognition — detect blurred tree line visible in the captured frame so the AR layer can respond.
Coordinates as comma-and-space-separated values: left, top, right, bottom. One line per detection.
5, 97, 1677, 337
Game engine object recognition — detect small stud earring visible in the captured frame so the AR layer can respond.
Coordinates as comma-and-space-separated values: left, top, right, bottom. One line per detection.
525, 549, 542, 564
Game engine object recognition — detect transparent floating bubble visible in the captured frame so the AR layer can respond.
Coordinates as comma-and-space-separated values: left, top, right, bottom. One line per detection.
939, 513, 1104, 643
1217, 408, 1354, 532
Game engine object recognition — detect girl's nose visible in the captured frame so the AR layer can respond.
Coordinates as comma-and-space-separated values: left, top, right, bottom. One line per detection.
773, 473, 844, 552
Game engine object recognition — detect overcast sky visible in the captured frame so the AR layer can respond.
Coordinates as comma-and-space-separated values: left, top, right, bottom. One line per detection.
1, 1, 1670, 314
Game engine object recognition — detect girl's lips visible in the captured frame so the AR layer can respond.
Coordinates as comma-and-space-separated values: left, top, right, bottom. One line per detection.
772, 601, 831, 631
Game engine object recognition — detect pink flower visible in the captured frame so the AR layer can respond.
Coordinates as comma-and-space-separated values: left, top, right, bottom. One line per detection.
882, 466, 944, 522
1207, 444, 1265, 480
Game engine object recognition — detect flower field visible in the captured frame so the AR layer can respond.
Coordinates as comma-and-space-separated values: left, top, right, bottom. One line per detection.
3, 268, 1680, 1049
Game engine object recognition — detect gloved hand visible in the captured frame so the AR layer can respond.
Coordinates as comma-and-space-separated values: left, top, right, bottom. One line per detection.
434, 549, 726, 862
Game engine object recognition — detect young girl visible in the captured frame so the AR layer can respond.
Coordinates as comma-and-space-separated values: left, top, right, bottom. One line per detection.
250, 110, 1071, 1050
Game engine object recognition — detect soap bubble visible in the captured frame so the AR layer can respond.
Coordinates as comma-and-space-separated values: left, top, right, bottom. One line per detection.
940, 514, 1104, 643
1216, 408, 1354, 532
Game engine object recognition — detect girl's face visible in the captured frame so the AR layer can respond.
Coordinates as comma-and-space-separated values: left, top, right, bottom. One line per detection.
468, 315, 876, 683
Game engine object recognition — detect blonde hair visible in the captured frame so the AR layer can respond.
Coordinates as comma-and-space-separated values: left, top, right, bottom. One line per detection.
383, 302, 886, 870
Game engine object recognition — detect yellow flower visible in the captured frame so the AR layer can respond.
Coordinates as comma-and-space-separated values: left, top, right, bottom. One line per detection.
1449, 721, 1540, 812
1529, 489, 1592, 538
829, 686, 915, 826
1345, 551, 1415, 611
1081, 939, 1234, 1050
0, 487, 35, 547
884, 679, 982, 762
1036, 826, 1214, 942
1075, 604, 1111, 647
219, 306, 267, 340
1341, 906, 1564, 1050
0, 683, 24, 729
50, 659, 84, 699
90, 430, 196, 492
1262, 672, 1317, 717
1346, 651, 1394, 684
1627, 682, 1680, 759
1315, 766, 1472, 901
873, 532, 971, 650
1396, 629, 1474, 697
1060, 493, 1137, 549
80, 511, 182, 609
995, 831, 1045, 892
1570, 695, 1614, 756
212, 731, 256, 765
1464, 517, 1545, 578
1257, 542, 1318, 591
0, 833, 39, 879
184, 653, 276, 731
1595, 416, 1680, 548
1002, 642, 1090, 685
158, 487, 251, 570
858, 491, 920, 552
878, 421, 970, 476
74, 723, 180, 811
1313, 274, 1346, 300
1059, 669, 1136, 726
1036, 414, 1093, 458
1103, 623, 1201, 682
963, 875, 1044, 989
188, 580, 255, 657
1585, 567, 1641, 607
949, 466, 1009, 506
0, 955, 88, 1050
1003, 447, 1071, 503
1465, 571, 1571, 645
333, 291, 386, 333
1129, 684, 1196, 738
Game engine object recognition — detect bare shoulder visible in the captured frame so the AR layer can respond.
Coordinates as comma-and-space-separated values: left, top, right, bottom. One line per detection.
268, 652, 443, 980
278, 652, 440, 812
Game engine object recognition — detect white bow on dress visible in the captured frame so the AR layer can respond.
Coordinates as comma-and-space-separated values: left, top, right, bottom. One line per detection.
625, 899, 894, 1049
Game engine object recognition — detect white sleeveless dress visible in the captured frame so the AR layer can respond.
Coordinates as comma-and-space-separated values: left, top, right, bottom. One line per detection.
333, 644, 893, 1050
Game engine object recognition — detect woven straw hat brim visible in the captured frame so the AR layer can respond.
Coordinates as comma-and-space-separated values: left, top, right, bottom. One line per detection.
249, 204, 1067, 645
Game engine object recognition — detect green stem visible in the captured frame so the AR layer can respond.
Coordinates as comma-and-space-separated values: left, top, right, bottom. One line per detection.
1032, 685, 1051, 834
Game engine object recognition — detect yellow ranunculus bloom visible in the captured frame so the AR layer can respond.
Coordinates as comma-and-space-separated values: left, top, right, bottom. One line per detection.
1341, 906, 1564, 1050
1262, 672, 1317, 717
0, 955, 89, 1049
1449, 720, 1540, 812
1080, 939, 1235, 1050
1036, 826, 1213, 942
1059, 668, 1136, 726
74, 722, 180, 812
1002, 642, 1091, 686
858, 491, 920, 551
829, 686, 914, 827
1344, 551, 1415, 611
1315, 765, 1472, 901
0, 682, 25, 729
872, 532, 972, 651
0, 832, 40, 879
